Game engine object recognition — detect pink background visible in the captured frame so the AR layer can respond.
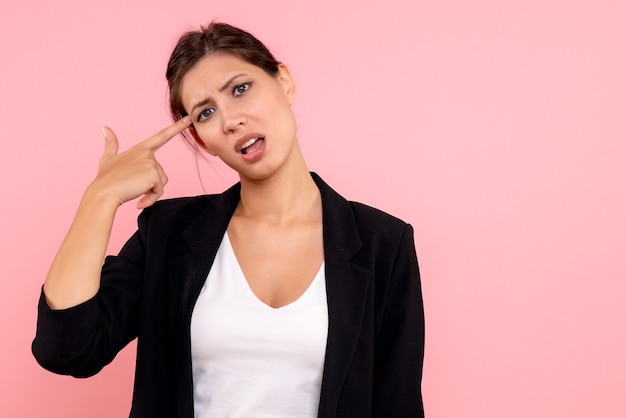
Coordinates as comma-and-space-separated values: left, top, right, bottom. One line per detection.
1, 0, 625, 416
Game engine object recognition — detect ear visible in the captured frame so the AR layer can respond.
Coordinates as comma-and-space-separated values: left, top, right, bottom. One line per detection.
276, 63, 296, 105
190, 127, 217, 156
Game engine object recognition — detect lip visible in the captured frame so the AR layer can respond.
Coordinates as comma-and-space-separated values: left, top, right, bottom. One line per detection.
234, 132, 265, 154
241, 137, 265, 163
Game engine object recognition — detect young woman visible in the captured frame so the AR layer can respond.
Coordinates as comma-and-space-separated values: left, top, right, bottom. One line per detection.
33, 22, 425, 417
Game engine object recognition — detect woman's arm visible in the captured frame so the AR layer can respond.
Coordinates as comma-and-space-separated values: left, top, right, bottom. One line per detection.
42, 118, 190, 309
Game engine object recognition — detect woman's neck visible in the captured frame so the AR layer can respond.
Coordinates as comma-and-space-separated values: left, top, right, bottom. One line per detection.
236, 153, 320, 224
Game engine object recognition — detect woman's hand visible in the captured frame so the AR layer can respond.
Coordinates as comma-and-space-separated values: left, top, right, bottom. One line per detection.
93, 117, 192, 209
42, 117, 191, 309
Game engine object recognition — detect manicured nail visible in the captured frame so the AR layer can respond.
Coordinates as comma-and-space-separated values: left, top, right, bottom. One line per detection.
182, 116, 191, 124
102, 127, 108, 138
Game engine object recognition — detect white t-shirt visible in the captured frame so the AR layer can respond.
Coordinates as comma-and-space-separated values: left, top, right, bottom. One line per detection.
190, 233, 328, 418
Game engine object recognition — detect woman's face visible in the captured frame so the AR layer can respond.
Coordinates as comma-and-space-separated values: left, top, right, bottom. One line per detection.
180, 53, 297, 180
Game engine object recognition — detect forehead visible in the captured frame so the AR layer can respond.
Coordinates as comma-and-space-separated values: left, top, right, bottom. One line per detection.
180, 54, 264, 104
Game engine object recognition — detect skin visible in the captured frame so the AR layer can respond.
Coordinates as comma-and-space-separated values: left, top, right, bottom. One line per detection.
43, 53, 323, 310
180, 54, 323, 308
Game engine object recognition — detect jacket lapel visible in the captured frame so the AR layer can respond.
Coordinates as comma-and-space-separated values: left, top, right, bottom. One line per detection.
313, 174, 371, 418
165, 183, 241, 417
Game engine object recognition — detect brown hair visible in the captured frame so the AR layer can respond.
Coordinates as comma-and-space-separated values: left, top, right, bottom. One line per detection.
166, 22, 281, 149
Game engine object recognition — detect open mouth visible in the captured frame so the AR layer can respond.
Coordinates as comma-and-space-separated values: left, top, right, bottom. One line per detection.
241, 137, 265, 154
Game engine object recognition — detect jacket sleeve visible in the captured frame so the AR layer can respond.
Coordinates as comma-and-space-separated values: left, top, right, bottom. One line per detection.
372, 224, 425, 417
32, 215, 149, 378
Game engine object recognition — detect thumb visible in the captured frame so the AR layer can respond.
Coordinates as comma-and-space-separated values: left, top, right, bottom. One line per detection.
101, 126, 119, 159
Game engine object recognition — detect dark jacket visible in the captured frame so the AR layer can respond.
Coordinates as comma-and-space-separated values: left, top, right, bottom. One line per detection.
33, 173, 425, 417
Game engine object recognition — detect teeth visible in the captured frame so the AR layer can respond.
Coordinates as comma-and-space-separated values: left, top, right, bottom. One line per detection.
241, 137, 259, 154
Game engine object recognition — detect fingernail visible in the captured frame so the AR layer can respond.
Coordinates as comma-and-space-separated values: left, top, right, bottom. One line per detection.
182, 116, 191, 124
102, 127, 108, 138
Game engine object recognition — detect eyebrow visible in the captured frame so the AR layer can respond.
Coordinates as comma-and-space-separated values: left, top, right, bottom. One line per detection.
189, 73, 247, 116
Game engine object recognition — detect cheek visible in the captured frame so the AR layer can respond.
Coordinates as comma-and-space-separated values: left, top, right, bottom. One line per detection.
194, 127, 221, 156
272, 100, 297, 133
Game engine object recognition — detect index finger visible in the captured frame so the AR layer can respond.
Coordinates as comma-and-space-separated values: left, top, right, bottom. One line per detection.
142, 116, 192, 151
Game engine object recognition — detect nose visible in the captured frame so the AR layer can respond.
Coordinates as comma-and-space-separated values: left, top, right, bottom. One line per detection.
222, 106, 247, 133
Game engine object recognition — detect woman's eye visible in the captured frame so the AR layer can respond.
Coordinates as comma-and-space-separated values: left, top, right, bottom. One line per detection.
233, 82, 252, 97
197, 107, 215, 122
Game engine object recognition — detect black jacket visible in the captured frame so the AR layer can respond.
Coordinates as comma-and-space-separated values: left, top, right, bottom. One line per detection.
33, 173, 425, 417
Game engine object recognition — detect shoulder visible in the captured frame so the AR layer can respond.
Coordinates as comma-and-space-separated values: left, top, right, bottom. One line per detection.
146, 194, 216, 215
347, 200, 414, 253
348, 200, 409, 231
314, 172, 410, 235
312, 172, 413, 256
138, 182, 241, 230
139, 195, 215, 226
313, 172, 408, 227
